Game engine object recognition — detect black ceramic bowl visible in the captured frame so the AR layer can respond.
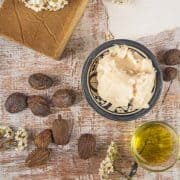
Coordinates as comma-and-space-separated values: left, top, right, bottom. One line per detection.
81, 39, 163, 121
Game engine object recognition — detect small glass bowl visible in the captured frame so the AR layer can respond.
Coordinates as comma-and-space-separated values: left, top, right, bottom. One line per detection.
131, 121, 179, 172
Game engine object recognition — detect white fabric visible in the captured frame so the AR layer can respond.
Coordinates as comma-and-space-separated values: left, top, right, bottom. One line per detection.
102, 0, 180, 39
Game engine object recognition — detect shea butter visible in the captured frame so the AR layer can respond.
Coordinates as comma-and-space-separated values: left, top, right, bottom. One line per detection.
97, 45, 156, 111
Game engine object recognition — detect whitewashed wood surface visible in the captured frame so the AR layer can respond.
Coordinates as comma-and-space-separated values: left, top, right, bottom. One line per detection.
0, 0, 179, 179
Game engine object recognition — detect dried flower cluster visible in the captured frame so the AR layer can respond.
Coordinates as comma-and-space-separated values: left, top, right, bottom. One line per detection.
0, 126, 14, 139
111, 0, 128, 4
104, 32, 114, 41
20, 0, 68, 12
15, 128, 28, 151
0, 126, 28, 151
99, 142, 119, 180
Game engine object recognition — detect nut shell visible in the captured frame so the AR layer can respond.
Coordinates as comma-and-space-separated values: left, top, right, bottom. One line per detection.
52, 115, 70, 145
28, 96, 50, 117
34, 129, 52, 149
52, 89, 75, 108
164, 49, 180, 65
163, 67, 177, 82
5, 93, 27, 113
25, 149, 51, 167
78, 134, 96, 160
28, 73, 53, 90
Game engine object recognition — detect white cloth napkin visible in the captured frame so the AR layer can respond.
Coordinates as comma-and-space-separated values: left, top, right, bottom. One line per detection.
102, 0, 180, 39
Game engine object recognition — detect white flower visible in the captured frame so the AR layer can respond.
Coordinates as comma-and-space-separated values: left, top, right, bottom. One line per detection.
111, 0, 128, 4
20, 0, 68, 12
99, 142, 119, 180
15, 128, 28, 151
107, 141, 119, 161
0, 126, 14, 139
0, 126, 28, 151
104, 161, 114, 174
0, 126, 6, 137
46, 0, 68, 11
15, 128, 28, 141
105, 32, 114, 41
15, 139, 28, 151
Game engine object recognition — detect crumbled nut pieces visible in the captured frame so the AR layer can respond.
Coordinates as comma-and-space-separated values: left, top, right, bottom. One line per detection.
99, 142, 119, 180
5, 93, 28, 113
21, 0, 68, 12
52, 115, 70, 145
27, 96, 50, 117
78, 134, 96, 160
28, 73, 53, 90
52, 89, 76, 108
163, 49, 180, 65
163, 67, 177, 82
0, 126, 28, 152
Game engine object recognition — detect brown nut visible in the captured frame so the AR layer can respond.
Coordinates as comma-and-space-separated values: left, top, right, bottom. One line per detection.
28, 96, 50, 117
78, 134, 96, 160
163, 67, 177, 82
163, 49, 180, 65
52, 89, 76, 108
25, 148, 51, 167
34, 129, 52, 149
52, 115, 70, 145
5, 93, 28, 113
28, 73, 53, 90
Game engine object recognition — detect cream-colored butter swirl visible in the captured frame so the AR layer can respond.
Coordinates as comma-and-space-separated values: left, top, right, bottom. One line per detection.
97, 45, 156, 111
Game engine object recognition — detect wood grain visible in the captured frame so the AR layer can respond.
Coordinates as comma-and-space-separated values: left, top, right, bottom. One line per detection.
0, 0, 179, 179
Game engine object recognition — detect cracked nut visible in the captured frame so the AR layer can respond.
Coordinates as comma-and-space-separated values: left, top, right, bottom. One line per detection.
34, 129, 52, 149
25, 148, 51, 167
52, 115, 70, 145
5, 93, 28, 113
78, 134, 96, 160
163, 67, 177, 81
52, 89, 76, 108
28, 96, 50, 117
28, 73, 53, 90
163, 49, 180, 65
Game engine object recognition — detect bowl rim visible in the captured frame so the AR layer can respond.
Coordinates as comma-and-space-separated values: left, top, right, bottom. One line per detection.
81, 39, 163, 121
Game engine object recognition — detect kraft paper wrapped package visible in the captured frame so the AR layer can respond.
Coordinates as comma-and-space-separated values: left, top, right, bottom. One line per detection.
0, 0, 88, 59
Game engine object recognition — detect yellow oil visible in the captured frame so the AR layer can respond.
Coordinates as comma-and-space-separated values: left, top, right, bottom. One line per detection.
132, 122, 175, 166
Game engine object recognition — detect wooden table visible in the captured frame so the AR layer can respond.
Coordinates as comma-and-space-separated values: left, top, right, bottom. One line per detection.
0, 0, 179, 179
